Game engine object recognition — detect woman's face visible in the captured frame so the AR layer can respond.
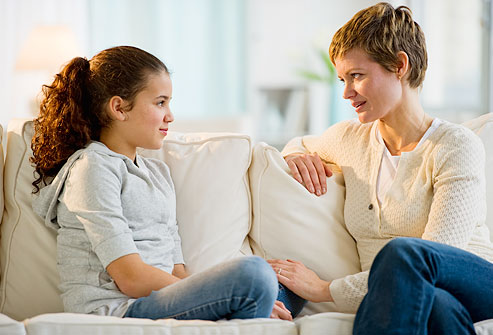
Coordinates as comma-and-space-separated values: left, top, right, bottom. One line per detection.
125, 71, 174, 150
335, 48, 402, 124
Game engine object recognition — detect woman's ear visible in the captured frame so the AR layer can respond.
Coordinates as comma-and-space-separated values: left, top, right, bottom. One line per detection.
396, 51, 410, 80
107, 96, 128, 121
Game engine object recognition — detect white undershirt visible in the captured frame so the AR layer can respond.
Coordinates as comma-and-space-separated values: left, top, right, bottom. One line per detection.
376, 118, 442, 206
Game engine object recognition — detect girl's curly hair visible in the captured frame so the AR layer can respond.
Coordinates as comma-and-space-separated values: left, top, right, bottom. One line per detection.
30, 46, 168, 193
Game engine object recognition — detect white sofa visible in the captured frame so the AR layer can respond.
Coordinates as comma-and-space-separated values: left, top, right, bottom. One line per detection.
0, 115, 492, 335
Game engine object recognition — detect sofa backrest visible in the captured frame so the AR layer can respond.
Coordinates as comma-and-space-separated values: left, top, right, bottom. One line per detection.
0, 119, 253, 321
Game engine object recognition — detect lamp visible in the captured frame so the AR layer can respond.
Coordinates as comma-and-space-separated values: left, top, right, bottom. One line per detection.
15, 25, 81, 73
14, 25, 81, 116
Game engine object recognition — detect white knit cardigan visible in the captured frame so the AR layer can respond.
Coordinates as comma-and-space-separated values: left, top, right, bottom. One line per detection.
282, 118, 493, 313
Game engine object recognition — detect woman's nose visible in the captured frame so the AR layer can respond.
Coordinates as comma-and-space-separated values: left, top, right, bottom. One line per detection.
342, 83, 356, 100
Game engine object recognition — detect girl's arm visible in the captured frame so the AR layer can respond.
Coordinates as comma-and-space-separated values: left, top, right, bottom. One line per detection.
172, 264, 188, 279
107, 253, 181, 298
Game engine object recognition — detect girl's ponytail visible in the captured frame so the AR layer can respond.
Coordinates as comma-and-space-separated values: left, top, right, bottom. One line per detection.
31, 57, 94, 193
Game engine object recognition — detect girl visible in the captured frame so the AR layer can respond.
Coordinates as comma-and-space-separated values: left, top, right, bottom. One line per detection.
31, 46, 294, 320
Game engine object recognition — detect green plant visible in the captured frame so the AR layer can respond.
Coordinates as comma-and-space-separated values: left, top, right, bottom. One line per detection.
298, 48, 337, 85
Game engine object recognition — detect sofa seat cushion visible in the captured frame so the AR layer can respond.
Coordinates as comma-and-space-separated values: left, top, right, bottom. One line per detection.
296, 312, 354, 335
24, 313, 297, 335
248, 142, 361, 315
0, 313, 25, 335
475, 319, 493, 335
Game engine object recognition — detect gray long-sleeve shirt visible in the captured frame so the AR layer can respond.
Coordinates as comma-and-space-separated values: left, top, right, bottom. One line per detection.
33, 141, 184, 316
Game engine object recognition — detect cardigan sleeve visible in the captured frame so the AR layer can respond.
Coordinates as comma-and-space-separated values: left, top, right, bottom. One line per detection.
422, 128, 486, 248
330, 270, 369, 313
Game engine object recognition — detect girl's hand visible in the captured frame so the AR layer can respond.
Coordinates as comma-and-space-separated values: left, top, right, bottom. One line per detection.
270, 300, 293, 321
268, 259, 333, 303
284, 153, 332, 196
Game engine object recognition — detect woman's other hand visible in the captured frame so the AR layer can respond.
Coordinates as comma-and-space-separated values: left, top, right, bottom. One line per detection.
284, 153, 332, 196
270, 300, 293, 321
268, 259, 333, 303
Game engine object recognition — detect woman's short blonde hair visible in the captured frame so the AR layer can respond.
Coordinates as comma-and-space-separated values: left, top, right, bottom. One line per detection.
329, 2, 427, 88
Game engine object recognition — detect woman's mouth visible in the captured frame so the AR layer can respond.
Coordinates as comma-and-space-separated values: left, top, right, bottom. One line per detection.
159, 128, 168, 136
352, 101, 366, 112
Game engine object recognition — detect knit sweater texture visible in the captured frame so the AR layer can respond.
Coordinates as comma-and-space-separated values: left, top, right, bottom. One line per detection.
282, 118, 493, 313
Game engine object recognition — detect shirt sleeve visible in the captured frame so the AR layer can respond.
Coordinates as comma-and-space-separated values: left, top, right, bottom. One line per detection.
170, 221, 185, 264
422, 129, 486, 248
330, 270, 369, 313
62, 153, 138, 268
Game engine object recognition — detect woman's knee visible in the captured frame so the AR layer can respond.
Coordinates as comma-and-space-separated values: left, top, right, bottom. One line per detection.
371, 238, 426, 275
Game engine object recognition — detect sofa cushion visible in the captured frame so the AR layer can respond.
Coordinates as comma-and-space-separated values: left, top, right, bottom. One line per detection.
139, 132, 253, 274
462, 113, 493, 239
248, 142, 361, 315
0, 119, 252, 320
0, 119, 63, 320
0, 313, 25, 335
24, 313, 297, 335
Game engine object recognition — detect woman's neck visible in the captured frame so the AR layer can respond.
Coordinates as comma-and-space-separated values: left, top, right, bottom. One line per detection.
378, 91, 432, 156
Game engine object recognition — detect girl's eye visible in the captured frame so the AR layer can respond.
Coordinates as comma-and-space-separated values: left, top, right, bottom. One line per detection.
352, 73, 361, 79
158, 101, 165, 107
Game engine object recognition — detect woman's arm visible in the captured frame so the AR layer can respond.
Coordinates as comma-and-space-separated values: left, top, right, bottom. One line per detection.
423, 129, 486, 247
267, 259, 368, 313
107, 253, 181, 298
282, 136, 333, 196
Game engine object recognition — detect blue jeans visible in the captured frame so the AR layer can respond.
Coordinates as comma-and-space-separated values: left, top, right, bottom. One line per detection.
124, 256, 305, 320
353, 238, 493, 335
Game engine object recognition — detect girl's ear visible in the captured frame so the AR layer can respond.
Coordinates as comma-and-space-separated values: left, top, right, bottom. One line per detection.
107, 96, 128, 121
396, 51, 410, 80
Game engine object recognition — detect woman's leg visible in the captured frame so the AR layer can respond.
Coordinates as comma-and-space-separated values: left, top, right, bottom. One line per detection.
427, 287, 474, 334
353, 238, 493, 335
277, 283, 307, 317
124, 256, 278, 320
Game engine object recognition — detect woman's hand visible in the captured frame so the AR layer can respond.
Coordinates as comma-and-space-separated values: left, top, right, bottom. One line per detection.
268, 259, 333, 303
270, 300, 293, 321
284, 153, 332, 196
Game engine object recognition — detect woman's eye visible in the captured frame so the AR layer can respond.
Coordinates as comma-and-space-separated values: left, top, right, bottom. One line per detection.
158, 101, 165, 107
352, 73, 361, 79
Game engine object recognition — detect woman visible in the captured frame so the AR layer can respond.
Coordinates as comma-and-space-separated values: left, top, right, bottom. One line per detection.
270, 2, 493, 333
31, 46, 296, 320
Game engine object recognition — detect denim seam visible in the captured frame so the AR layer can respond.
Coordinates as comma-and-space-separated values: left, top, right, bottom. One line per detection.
164, 296, 258, 319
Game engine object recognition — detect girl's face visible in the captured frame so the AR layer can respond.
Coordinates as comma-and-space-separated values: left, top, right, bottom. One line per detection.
335, 48, 403, 124
124, 71, 174, 151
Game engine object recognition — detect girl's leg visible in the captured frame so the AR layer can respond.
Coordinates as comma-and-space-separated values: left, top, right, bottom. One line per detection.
124, 256, 278, 320
353, 238, 493, 335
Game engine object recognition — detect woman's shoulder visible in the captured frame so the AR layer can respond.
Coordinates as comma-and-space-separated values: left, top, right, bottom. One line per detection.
433, 120, 483, 150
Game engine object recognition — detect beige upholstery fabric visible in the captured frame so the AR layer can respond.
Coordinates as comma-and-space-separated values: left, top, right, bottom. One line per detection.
0, 119, 63, 320
24, 313, 297, 335
139, 132, 253, 274
248, 142, 361, 315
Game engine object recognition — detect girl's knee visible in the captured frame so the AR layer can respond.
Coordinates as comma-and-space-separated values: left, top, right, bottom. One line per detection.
233, 256, 278, 299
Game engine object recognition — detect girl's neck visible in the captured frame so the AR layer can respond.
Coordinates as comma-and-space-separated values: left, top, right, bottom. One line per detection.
99, 127, 137, 161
